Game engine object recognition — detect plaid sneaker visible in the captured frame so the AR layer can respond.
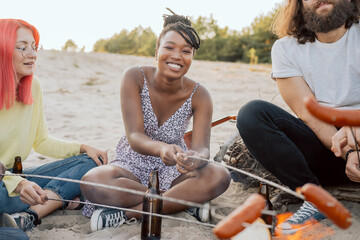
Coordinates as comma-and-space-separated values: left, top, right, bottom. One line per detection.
186, 202, 210, 223
276, 201, 326, 234
11, 212, 40, 232
90, 208, 136, 232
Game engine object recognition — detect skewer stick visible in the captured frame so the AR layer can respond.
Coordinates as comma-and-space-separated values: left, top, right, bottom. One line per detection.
46, 197, 216, 228
187, 156, 305, 200
1, 173, 278, 218
47, 197, 273, 230
350, 127, 360, 166
1, 173, 204, 209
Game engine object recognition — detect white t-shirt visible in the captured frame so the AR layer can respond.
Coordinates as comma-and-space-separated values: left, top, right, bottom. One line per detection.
271, 23, 360, 110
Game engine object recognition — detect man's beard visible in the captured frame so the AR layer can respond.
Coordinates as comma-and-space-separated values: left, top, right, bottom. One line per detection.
302, 0, 354, 33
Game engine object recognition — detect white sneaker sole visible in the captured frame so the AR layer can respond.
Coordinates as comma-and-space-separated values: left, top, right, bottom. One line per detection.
90, 209, 104, 232
200, 202, 210, 222
275, 224, 309, 235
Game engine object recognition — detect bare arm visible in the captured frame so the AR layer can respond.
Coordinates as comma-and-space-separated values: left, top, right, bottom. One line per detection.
176, 85, 213, 172
188, 85, 213, 158
276, 77, 351, 159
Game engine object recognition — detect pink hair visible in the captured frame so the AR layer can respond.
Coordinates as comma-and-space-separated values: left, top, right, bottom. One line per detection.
0, 19, 40, 110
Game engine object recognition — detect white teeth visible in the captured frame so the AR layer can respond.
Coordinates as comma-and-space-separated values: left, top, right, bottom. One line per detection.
168, 63, 181, 69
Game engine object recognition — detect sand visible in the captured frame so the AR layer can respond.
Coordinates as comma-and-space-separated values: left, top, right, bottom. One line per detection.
22, 50, 360, 239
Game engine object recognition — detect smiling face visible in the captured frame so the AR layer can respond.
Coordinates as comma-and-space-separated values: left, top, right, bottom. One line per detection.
302, 0, 354, 33
155, 30, 194, 79
13, 27, 37, 82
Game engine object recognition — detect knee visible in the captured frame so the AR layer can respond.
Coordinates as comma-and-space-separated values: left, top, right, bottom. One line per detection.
80, 166, 112, 195
205, 165, 231, 196
81, 166, 110, 183
237, 100, 270, 137
76, 154, 98, 169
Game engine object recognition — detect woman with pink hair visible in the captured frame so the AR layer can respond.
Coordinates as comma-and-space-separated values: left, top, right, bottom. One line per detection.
0, 19, 107, 233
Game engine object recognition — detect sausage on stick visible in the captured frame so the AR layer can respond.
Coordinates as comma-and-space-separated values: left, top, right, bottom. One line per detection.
213, 193, 266, 239
304, 95, 360, 126
296, 183, 352, 229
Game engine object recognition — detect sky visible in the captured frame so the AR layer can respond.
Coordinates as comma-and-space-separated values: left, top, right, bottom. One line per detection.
1, 0, 283, 52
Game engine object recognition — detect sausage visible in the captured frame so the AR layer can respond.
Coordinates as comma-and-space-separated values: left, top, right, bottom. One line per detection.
296, 183, 352, 229
304, 95, 360, 126
213, 193, 266, 239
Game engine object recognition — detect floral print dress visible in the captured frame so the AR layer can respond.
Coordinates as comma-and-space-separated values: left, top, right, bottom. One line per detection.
82, 67, 199, 217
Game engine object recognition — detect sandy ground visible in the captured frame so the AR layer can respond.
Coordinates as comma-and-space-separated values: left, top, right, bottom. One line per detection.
22, 50, 360, 239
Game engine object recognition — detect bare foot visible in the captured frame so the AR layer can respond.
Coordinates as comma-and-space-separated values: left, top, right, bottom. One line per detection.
65, 196, 83, 210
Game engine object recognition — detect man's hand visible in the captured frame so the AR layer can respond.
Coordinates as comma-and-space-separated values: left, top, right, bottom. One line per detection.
332, 126, 360, 157
0, 162, 6, 181
345, 152, 360, 182
14, 180, 48, 206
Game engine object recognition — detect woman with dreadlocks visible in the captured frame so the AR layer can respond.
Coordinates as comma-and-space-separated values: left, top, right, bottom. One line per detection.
80, 11, 230, 232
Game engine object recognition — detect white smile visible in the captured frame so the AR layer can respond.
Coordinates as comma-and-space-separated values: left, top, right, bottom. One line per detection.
167, 63, 182, 69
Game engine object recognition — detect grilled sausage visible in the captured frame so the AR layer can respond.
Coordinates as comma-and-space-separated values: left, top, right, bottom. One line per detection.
297, 183, 352, 229
304, 95, 360, 126
213, 193, 266, 239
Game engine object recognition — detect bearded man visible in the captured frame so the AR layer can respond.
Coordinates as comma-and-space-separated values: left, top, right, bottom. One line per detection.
236, 0, 360, 234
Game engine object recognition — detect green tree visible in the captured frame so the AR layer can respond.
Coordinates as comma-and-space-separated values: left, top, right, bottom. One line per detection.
62, 39, 78, 52
91, 7, 279, 63
93, 39, 107, 52
93, 26, 156, 56
192, 15, 244, 62
240, 7, 278, 63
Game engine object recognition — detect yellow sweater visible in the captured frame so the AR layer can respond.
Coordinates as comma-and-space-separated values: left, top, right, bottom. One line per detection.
0, 77, 81, 196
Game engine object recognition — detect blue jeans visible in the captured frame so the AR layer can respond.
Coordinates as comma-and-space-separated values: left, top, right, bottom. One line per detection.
0, 227, 29, 240
237, 100, 350, 190
0, 154, 97, 214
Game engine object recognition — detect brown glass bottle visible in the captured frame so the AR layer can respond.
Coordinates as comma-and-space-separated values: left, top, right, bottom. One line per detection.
141, 170, 163, 240
13, 156, 23, 174
258, 182, 273, 227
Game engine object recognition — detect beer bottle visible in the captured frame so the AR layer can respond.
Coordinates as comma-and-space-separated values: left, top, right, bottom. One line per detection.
13, 156, 23, 174
141, 170, 163, 240
258, 182, 273, 227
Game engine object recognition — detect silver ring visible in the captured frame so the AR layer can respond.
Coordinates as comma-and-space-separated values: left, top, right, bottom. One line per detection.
190, 161, 194, 167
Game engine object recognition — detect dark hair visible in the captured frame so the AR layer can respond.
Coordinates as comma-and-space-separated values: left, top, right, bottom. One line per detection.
272, 0, 360, 44
156, 8, 200, 51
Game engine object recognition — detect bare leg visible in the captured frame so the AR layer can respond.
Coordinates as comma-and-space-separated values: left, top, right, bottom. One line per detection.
81, 165, 147, 209
126, 164, 230, 219
81, 164, 230, 220
29, 190, 62, 219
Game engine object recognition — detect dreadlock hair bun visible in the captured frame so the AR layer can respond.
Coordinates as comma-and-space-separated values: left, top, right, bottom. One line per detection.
157, 8, 200, 50
163, 13, 192, 28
